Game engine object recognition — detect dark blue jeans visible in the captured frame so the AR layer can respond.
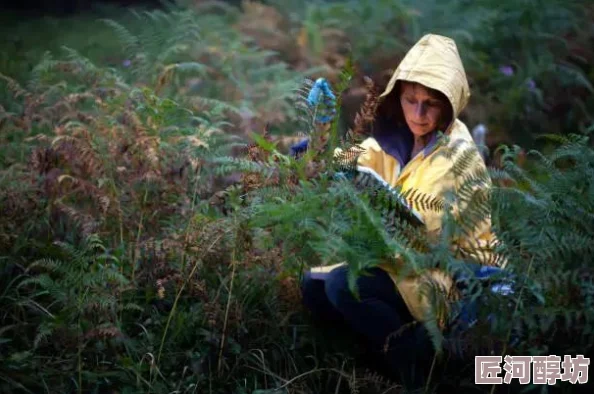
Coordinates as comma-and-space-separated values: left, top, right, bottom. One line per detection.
300, 265, 435, 387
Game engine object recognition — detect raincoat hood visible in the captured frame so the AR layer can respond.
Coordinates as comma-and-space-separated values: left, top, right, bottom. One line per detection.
379, 34, 471, 129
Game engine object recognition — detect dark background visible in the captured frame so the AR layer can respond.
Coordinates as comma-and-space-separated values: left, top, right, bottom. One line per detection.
0, 0, 166, 15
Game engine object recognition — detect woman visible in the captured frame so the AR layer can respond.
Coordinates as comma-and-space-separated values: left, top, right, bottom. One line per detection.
300, 34, 504, 386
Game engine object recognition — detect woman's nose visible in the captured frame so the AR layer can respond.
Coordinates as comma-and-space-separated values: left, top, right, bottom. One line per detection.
415, 103, 426, 117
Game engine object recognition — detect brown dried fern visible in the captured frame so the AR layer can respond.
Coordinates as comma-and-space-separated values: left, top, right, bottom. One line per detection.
53, 200, 100, 236
346, 76, 381, 145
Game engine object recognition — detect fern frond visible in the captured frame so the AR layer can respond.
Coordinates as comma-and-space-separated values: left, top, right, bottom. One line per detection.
210, 156, 275, 177
346, 76, 380, 145
188, 96, 243, 116
17, 275, 56, 292
0, 73, 29, 100
101, 19, 141, 57
294, 78, 317, 136
451, 144, 482, 179
333, 145, 366, 172
33, 321, 55, 349
401, 188, 445, 213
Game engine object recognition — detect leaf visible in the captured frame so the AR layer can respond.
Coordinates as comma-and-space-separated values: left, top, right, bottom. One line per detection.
250, 132, 277, 153
9, 351, 32, 363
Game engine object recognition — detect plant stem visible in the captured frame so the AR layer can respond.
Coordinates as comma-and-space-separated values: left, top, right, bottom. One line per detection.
489, 255, 535, 394
132, 187, 149, 283
217, 245, 237, 376
180, 162, 202, 274
157, 232, 225, 364
424, 352, 438, 393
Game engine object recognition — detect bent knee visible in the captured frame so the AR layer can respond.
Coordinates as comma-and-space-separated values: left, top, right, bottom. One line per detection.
324, 266, 356, 306
300, 270, 322, 309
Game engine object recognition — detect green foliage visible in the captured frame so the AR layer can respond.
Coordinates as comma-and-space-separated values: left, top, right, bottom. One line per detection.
268, 0, 594, 148
492, 133, 594, 267
487, 135, 594, 359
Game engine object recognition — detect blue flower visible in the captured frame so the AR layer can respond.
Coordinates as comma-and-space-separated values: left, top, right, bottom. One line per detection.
526, 78, 536, 91
499, 65, 514, 77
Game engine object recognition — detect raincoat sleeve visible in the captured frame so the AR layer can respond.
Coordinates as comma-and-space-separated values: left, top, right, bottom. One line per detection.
333, 137, 382, 165
418, 138, 505, 267
333, 137, 401, 185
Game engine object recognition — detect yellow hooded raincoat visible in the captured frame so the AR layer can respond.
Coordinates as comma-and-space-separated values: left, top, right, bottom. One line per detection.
311, 34, 504, 328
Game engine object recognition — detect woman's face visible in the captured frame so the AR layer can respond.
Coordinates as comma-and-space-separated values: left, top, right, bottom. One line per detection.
399, 82, 447, 137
